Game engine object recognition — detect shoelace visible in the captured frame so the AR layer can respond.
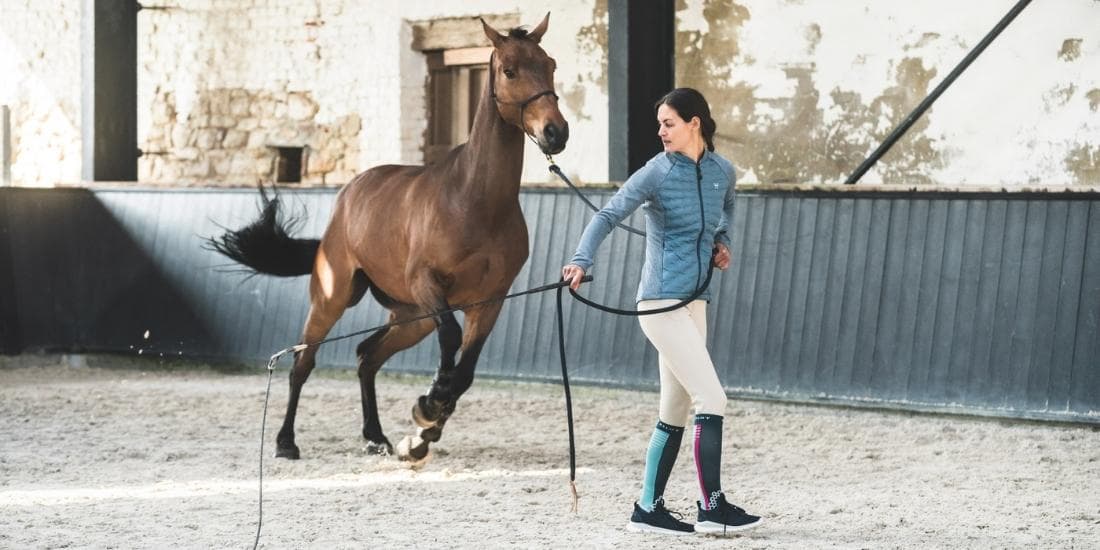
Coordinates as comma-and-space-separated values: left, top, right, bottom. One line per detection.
652, 498, 686, 522
714, 494, 744, 535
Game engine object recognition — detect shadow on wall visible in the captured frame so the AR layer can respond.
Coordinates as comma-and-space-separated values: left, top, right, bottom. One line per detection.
0, 188, 216, 356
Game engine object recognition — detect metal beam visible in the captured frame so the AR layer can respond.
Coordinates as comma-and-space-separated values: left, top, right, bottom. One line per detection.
845, 0, 1033, 184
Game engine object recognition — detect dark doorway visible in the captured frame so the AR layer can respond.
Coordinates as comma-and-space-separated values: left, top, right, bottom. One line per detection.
609, 0, 675, 180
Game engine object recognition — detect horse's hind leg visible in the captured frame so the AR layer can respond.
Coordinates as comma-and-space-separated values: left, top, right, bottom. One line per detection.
275, 256, 354, 459
356, 309, 435, 455
397, 303, 501, 462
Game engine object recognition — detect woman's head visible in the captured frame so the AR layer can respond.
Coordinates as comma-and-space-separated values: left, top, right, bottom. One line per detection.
654, 88, 717, 156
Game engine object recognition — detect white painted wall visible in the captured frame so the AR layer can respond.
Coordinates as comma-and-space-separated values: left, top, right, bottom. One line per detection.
680, 0, 1100, 185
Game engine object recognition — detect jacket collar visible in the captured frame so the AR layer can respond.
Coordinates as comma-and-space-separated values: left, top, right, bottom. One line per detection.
666, 149, 711, 165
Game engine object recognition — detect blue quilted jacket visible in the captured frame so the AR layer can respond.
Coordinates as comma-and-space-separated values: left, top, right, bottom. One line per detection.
570, 150, 736, 302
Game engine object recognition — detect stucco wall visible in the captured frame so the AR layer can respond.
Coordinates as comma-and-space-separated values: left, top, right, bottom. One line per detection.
2, 1, 1097, 187
677, 0, 1100, 185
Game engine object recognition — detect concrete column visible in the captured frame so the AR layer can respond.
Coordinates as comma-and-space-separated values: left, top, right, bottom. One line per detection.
81, 0, 138, 181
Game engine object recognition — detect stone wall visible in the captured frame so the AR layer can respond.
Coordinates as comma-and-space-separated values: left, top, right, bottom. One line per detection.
0, 0, 82, 187
142, 88, 360, 184
131, 1, 606, 186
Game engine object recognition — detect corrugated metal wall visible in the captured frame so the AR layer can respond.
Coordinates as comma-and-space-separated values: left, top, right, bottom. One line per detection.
2, 187, 1097, 422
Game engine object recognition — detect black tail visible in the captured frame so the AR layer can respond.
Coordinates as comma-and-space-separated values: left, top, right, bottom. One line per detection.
205, 185, 319, 277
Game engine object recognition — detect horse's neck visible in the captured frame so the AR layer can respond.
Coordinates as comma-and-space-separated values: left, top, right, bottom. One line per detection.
453, 92, 525, 208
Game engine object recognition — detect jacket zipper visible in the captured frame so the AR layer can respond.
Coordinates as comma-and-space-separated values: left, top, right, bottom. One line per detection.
694, 161, 705, 291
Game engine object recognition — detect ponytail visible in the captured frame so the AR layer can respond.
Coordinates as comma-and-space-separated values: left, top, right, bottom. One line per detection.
701, 116, 716, 152
656, 88, 718, 152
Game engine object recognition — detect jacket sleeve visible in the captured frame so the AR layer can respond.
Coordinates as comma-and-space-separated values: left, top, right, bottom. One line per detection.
714, 164, 736, 248
569, 163, 658, 271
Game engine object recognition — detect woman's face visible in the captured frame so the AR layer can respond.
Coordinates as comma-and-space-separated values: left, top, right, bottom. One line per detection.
656, 103, 699, 155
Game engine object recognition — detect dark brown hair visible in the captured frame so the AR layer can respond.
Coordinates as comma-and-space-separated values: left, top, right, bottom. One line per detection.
655, 88, 717, 152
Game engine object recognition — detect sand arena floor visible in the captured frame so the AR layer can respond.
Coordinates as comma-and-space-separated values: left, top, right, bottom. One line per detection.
1, 354, 1097, 549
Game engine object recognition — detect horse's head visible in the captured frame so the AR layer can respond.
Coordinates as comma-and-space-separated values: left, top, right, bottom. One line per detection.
481, 14, 569, 155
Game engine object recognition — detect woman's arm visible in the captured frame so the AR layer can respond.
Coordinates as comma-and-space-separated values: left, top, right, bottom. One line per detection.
714, 165, 736, 250
569, 164, 657, 270
563, 161, 660, 288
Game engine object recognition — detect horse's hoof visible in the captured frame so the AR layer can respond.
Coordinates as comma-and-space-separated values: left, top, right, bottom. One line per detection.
274, 444, 301, 460
365, 438, 393, 456
395, 435, 430, 463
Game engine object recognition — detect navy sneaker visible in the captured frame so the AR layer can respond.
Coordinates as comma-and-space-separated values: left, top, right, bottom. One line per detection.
628, 498, 694, 535
695, 492, 763, 535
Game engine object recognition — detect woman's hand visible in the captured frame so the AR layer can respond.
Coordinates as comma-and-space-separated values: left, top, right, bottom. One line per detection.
712, 243, 731, 270
561, 264, 587, 290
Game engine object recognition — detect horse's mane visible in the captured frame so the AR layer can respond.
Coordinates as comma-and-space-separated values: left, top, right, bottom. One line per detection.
507, 27, 531, 39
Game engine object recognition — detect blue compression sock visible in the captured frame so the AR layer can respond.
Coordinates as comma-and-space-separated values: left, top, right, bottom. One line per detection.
639, 420, 684, 511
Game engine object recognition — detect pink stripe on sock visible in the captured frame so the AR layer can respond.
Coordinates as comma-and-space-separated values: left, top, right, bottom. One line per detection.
693, 424, 707, 510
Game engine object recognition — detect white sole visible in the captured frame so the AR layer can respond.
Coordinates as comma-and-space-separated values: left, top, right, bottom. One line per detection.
694, 517, 764, 535
627, 521, 695, 536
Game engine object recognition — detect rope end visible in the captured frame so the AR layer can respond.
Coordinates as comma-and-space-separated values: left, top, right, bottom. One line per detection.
569, 480, 579, 513
267, 344, 309, 371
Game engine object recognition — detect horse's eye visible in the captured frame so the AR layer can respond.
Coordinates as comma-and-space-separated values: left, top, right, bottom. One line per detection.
503, 68, 516, 79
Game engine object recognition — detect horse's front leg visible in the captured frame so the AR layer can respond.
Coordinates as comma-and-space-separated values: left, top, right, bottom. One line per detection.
396, 303, 501, 462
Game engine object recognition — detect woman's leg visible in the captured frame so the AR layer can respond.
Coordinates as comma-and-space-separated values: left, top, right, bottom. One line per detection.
637, 300, 727, 509
635, 300, 691, 511
637, 300, 726, 416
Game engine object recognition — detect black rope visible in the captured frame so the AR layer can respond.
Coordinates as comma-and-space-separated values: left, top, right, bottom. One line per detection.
252, 157, 715, 547
556, 286, 579, 511
548, 158, 716, 316
253, 365, 275, 550
549, 163, 646, 236
568, 265, 714, 316
252, 276, 591, 549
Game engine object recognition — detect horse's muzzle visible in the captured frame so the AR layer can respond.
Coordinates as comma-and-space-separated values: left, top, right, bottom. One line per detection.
541, 122, 569, 155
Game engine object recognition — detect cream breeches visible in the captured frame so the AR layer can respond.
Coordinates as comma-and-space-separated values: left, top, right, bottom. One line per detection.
637, 299, 728, 425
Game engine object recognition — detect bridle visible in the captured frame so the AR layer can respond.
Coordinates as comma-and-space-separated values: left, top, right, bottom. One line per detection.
487, 51, 559, 135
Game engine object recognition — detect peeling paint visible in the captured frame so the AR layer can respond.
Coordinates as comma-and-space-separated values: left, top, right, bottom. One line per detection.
565, 0, 607, 121
1058, 38, 1083, 62
904, 33, 941, 51
1045, 84, 1078, 110
1065, 144, 1100, 184
678, 0, 946, 184
804, 23, 821, 54
1088, 89, 1100, 112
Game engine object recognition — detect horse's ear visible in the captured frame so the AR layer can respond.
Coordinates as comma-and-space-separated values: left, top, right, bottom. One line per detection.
480, 17, 505, 48
527, 12, 550, 43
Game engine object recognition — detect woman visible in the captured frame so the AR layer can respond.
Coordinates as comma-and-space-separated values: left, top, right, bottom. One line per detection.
561, 88, 762, 536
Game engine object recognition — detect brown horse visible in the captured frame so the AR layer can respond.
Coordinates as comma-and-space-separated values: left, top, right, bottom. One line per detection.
209, 15, 568, 461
